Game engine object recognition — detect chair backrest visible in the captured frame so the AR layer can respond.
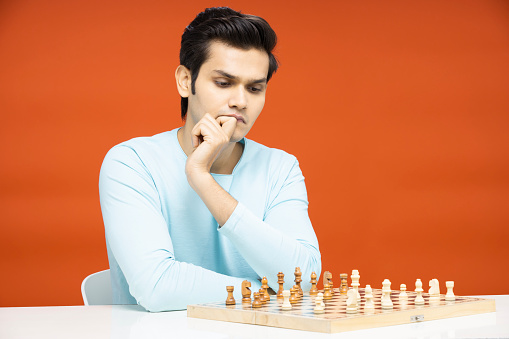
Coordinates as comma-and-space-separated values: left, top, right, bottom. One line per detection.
81, 269, 112, 305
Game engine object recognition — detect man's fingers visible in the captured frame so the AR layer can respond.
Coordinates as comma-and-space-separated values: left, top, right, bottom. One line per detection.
191, 121, 215, 148
216, 116, 237, 137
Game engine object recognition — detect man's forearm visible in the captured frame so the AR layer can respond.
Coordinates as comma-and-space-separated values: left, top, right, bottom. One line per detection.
188, 172, 238, 226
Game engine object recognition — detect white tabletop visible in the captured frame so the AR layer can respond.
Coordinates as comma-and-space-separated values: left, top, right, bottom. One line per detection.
1, 295, 508, 339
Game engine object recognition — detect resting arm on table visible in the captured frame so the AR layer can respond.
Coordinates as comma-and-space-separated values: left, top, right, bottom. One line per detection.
100, 145, 320, 312
186, 114, 321, 293
100, 119, 320, 312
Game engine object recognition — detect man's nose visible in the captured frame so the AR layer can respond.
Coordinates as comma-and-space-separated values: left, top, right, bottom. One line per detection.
228, 86, 247, 110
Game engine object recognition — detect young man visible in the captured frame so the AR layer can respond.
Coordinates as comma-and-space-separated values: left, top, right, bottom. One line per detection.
99, 7, 321, 312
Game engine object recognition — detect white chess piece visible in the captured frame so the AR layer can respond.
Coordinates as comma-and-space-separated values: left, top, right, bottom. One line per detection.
398, 283, 408, 302
314, 292, 325, 314
346, 288, 358, 314
445, 281, 455, 301
415, 279, 425, 305
364, 285, 375, 312
282, 290, 292, 310
351, 269, 361, 304
381, 279, 393, 309
428, 278, 440, 304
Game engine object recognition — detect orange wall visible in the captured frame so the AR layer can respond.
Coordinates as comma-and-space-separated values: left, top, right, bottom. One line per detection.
1, 0, 508, 307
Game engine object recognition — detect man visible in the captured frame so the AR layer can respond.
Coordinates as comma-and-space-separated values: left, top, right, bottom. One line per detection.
99, 7, 321, 312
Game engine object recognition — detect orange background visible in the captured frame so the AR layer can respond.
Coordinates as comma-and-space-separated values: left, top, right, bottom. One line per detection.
1, 0, 508, 307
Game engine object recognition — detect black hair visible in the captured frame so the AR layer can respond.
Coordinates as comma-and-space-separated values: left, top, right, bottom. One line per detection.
179, 7, 279, 119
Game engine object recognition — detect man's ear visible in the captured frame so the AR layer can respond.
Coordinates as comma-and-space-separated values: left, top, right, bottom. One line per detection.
175, 65, 192, 98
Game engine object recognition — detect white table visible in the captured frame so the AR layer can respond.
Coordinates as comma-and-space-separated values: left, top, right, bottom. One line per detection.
1, 295, 508, 338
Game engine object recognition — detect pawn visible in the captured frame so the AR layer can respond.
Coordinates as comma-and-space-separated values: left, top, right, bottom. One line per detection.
261, 276, 270, 302
415, 279, 425, 305
340, 273, 348, 295
226, 286, 236, 305
252, 292, 262, 308
398, 284, 408, 303
289, 287, 298, 304
445, 281, 455, 301
314, 292, 325, 314
309, 272, 319, 296
282, 290, 292, 310
293, 284, 301, 300
381, 279, 393, 310
327, 271, 335, 296
323, 283, 333, 300
364, 285, 375, 312
258, 288, 266, 304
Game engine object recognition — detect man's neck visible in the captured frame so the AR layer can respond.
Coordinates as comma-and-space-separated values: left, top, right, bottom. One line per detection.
177, 125, 244, 175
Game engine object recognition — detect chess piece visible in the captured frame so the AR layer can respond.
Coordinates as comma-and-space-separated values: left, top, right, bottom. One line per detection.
293, 285, 301, 300
282, 290, 292, 310
294, 267, 303, 297
364, 285, 375, 312
309, 271, 319, 296
381, 279, 393, 309
259, 288, 266, 304
429, 279, 440, 304
351, 269, 361, 304
261, 276, 270, 302
314, 292, 325, 314
415, 279, 425, 305
346, 288, 358, 314
252, 292, 262, 308
340, 273, 348, 295
289, 287, 298, 304
323, 283, 332, 300
398, 283, 408, 303
445, 281, 455, 301
226, 286, 236, 305
241, 280, 252, 304
324, 271, 334, 295
322, 271, 332, 293
277, 272, 285, 299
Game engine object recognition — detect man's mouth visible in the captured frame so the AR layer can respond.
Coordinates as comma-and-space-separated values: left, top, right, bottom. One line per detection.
221, 113, 245, 123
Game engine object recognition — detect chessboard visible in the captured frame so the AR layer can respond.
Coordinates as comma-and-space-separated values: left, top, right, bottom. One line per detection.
187, 288, 496, 333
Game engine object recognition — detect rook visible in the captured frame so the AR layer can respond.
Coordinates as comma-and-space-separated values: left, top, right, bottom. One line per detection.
282, 290, 292, 310
226, 286, 236, 306
446, 281, 455, 301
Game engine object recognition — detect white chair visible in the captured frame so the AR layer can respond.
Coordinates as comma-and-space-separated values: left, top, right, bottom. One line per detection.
81, 269, 112, 305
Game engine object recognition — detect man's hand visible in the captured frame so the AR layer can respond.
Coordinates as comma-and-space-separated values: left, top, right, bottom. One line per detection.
184, 113, 239, 226
185, 113, 236, 187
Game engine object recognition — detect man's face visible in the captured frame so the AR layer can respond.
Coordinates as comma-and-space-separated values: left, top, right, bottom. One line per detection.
186, 41, 270, 142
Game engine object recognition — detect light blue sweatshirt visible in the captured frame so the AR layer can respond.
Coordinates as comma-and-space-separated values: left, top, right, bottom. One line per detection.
99, 128, 321, 311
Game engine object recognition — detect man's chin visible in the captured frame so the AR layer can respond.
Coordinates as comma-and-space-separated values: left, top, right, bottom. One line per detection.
230, 131, 246, 143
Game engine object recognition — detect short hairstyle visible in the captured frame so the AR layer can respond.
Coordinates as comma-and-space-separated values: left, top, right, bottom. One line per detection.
179, 7, 279, 119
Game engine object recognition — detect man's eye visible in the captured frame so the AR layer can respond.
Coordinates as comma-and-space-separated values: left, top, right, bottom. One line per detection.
248, 87, 262, 93
215, 81, 230, 87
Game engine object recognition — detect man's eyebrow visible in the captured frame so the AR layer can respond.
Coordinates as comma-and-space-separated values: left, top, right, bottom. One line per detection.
213, 70, 267, 84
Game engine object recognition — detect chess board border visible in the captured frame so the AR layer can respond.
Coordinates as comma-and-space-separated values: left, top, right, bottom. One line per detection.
187, 288, 496, 333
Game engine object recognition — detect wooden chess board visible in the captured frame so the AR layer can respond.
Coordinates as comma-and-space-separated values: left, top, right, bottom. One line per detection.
187, 288, 496, 333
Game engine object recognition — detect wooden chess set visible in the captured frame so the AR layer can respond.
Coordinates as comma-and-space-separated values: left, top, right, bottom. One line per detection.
187, 268, 496, 334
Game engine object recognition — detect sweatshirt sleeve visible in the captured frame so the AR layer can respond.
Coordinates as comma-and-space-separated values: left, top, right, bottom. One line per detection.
218, 158, 322, 292
99, 145, 261, 312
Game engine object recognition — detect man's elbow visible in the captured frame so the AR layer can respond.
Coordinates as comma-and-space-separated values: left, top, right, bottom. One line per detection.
136, 290, 187, 312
